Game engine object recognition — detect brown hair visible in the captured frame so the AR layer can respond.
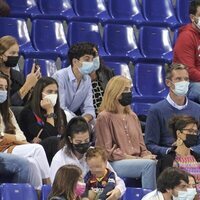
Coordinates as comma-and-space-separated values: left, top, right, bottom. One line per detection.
99, 75, 132, 114
48, 165, 82, 200
86, 146, 107, 162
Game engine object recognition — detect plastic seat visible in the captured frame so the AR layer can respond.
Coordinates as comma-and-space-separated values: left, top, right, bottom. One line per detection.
139, 26, 173, 63
37, 0, 76, 21
40, 184, 52, 200
67, 21, 107, 56
72, 0, 111, 24
104, 61, 131, 79
103, 24, 143, 63
133, 63, 168, 103
172, 29, 179, 47
176, 0, 190, 25
107, 0, 145, 27
24, 58, 57, 77
141, 0, 180, 29
0, 183, 38, 200
0, 18, 36, 57
6, 0, 41, 19
31, 19, 69, 59
132, 103, 152, 117
122, 187, 152, 200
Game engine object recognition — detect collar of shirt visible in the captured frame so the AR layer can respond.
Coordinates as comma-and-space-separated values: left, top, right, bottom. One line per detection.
166, 94, 188, 110
68, 65, 87, 82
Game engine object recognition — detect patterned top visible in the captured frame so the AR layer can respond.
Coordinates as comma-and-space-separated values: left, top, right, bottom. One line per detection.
175, 154, 200, 195
92, 80, 104, 116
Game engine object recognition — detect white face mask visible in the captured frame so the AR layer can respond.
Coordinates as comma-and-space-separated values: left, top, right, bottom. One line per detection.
173, 190, 188, 200
172, 81, 189, 96
92, 56, 100, 71
43, 93, 58, 106
186, 188, 197, 200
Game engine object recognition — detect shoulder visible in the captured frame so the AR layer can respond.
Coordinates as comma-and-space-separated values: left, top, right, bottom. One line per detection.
53, 68, 68, 79
148, 99, 169, 113
187, 100, 200, 109
142, 190, 161, 200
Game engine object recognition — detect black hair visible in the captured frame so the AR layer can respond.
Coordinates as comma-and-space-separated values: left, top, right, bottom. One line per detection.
68, 42, 97, 66
157, 167, 189, 193
189, 0, 200, 15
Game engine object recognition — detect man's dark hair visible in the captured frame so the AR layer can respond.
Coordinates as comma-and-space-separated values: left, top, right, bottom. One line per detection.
157, 167, 189, 193
189, 0, 200, 15
68, 42, 96, 66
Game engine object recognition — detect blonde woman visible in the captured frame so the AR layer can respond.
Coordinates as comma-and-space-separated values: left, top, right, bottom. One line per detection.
95, 75, 157, 190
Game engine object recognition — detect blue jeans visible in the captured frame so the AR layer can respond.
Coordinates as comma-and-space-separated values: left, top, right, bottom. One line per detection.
0, 153, 30, 183
188, 82, 200, 103
110, 159, 157, 190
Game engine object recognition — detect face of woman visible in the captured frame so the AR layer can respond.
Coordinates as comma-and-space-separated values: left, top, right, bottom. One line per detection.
2, 43, 19, 61
42, 83, 58, 99
0, 77, 8, 103
188, 176, 196, 188
118, 84, 132, 107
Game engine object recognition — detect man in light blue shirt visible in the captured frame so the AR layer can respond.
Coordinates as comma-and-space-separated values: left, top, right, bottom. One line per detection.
53, 42, 96, 122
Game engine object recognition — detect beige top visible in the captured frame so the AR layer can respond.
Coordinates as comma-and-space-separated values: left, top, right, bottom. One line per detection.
0, 109, 26, 141
95, 111, 151, 161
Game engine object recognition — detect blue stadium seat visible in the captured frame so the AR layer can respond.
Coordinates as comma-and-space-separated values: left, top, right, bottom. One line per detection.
172, 29, 179, 47
72, 0, 111, 24
6, 0, 41, 19
176, 0, 190, 25
141, 0, 180, 30
103, 24, 143, 63
139, 26, 173, 63
24, 58, 57, 77
107, 0, 146, 27
31, 19, 69, 59
0, 183, 38, 200
37, 0, 76, 21
132, 103, 152, 117
122, 187, 152, 200
0, 18, 36, 57
67, 21, 107, 56
104, 61, 131, 78
40, 184, 52, 200
133, 62, 168, 103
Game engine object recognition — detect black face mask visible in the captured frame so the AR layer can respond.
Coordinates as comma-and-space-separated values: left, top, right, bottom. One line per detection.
4, 56, 19, 68
183, 134, 198, 148
118, 92, 132, 106
73, 142, 90, 154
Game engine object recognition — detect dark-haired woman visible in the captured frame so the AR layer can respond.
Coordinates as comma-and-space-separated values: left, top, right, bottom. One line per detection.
20, 77, 67, 163
0, 72, 51, 189
50, 116, 125, 200
48, 164, 85, 200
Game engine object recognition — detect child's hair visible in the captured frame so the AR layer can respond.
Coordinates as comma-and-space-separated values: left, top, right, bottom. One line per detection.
48, 164, 82, 200
86, 146, 107, 162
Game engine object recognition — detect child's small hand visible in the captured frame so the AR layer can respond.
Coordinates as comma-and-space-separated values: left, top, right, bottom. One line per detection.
106, 188, 121, 200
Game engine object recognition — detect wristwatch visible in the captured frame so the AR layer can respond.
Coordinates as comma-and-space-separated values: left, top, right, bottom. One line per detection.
0, 132, 5, 138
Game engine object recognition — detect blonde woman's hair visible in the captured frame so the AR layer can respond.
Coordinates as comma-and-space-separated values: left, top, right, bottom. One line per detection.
0, 35, 17, 56
99, 75, 132, 114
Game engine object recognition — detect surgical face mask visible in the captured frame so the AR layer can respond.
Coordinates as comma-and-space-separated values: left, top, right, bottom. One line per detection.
173, 190, 188, 200
118, 92, 132, 106
79, 61, 94, 75
0, 90, 7, 103
183, 134, 198, 148
172, 81, 189, 96
43, 93, 58, 106
74, 181, 86, 196
92, 56, 100, 71
73, 142, 90, 154
187, 188, 197, 200
4, 56, 19, 68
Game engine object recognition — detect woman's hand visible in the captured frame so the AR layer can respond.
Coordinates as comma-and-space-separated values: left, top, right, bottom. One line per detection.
40, 98, 54, 113
142, 154, 157, 160
106, 188, 121, 200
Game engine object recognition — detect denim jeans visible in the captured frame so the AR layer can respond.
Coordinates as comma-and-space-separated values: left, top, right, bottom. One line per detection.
188, 82, 200, 103
110, 159, 157, 190
0, 153, 30, 183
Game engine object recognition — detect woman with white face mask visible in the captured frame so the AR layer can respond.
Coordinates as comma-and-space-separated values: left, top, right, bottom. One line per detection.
20, 77, 67, 163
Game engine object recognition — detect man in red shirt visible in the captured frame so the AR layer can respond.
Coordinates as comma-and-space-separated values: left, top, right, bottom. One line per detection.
173, 0, 200, 103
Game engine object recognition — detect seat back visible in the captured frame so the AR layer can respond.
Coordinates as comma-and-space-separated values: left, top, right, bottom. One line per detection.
176, 0, 190, 24
133, 63, 168, 97
40, 184, 52, 200
139, 26, 172, 60
122, 187, 152, 200
31, 19, 67, 51
24, 58, 57, 77
67, 21, 105, 55
6, 0, 37, 10
103, 24, 139, 56
0, 183, 38, 200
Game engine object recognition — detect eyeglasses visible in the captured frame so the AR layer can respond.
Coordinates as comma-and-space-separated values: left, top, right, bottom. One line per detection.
181, 129, 199, 135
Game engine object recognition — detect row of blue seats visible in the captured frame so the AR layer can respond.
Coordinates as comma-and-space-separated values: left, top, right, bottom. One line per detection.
6, 0, 190, 29
0, 18, 177, 63
0, 183, 151, 200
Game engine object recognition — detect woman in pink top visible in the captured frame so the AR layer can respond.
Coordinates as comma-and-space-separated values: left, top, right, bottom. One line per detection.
95, 75, 157, 190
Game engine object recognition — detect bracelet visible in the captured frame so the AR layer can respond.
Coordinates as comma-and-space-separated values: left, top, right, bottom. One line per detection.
44, 113, 57, 119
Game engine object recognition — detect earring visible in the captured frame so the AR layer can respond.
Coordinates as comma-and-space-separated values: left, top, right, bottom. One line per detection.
176, 138, 183, 146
